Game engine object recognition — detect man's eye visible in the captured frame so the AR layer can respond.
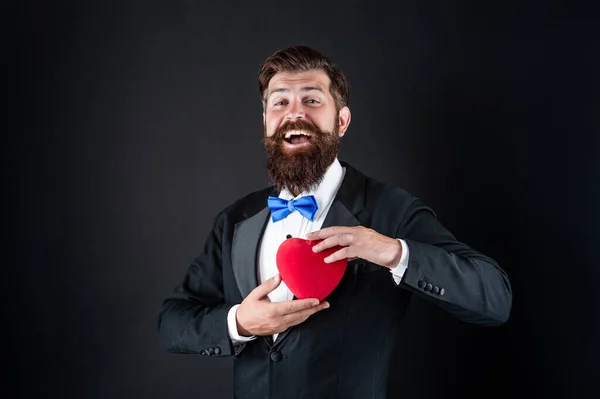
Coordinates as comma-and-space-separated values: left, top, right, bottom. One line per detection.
274, 101, 286, 106
305, 99, 319, 104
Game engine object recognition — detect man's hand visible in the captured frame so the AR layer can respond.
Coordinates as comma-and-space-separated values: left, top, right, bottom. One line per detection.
236, 274, 330, 337
306, 226, 402, 269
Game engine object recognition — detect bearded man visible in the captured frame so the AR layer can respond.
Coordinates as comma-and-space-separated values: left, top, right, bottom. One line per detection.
157, 45, 512, 399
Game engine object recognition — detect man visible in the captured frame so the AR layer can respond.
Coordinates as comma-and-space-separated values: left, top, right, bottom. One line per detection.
157, 45, 512, 399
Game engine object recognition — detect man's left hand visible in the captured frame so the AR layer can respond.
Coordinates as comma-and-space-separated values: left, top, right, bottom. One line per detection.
306, 226, 402, 269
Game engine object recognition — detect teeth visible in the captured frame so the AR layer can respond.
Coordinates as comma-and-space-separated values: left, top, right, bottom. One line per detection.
285, 131, 312, 139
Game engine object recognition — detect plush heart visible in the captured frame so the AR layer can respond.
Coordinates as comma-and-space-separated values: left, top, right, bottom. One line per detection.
276, 238, 347, 301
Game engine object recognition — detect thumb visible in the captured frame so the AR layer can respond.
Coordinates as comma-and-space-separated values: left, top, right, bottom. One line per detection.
250, 274, 281, 299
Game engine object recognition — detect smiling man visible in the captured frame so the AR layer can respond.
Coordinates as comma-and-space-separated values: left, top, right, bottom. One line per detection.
262, 68, 349, 198
157, 45, 512, 399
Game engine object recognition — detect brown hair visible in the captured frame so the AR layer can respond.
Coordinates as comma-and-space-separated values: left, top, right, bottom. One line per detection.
258, 45, 350, 111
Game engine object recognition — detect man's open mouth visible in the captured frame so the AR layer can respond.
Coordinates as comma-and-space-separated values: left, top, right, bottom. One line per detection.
283, 131, 313, 145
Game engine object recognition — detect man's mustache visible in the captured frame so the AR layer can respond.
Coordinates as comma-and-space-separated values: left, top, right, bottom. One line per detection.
273, 120, 322, 139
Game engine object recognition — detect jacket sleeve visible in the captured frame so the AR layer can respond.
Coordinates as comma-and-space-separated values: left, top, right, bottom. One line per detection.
156, 212, 236, 356
398, 198, 512, 326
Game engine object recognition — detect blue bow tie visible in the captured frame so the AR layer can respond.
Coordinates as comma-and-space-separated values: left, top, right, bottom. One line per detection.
267, 195, 319, 222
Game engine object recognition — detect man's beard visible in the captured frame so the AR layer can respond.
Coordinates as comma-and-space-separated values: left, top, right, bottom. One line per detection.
263, 119, 340, 196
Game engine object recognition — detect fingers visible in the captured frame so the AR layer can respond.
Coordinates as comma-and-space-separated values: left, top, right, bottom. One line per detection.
249, 274, 281, 299
307, 226, 348, 241
323, 247, 353, 263
312, 233, 355, 253
272, 298, 321, 316
280, 301, 330, 327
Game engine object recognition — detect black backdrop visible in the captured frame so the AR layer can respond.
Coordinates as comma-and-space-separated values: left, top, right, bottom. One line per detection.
8, 1, 599, 398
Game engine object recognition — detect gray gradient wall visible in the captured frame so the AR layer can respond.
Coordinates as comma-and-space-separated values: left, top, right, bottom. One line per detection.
8, 1, 599, 398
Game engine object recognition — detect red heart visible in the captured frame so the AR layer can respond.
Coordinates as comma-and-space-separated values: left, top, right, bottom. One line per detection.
276, 238, 347, 301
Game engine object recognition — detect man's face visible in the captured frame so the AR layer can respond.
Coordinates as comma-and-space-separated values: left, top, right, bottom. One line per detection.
262, 69, 351, 195
263, 69, 343, 142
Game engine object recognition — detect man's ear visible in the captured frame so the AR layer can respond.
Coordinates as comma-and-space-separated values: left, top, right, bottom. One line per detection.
337, 106, 351, 137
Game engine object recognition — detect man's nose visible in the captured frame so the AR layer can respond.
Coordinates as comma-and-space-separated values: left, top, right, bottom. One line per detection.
285, 100, 305, 120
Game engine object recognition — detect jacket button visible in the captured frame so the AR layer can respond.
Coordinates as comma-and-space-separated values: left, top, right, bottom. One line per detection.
208, 348, 215, 355
425, 283, 433, 291
270, 351, 283, 362
439, 288, 445, 296
200, 350, 207, 356
432, 286, 439, 294
214, 347, 221, 355
418, 280, 426, 289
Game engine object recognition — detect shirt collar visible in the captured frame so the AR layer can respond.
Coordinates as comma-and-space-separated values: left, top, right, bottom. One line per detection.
279, 158, 345, 219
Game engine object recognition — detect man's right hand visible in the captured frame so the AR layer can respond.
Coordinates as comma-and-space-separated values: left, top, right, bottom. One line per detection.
236, 274, 330, 337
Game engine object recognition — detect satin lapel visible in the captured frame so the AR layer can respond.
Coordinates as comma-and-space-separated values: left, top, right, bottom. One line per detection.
320, 198, 361, 230
231, 207, 270, 299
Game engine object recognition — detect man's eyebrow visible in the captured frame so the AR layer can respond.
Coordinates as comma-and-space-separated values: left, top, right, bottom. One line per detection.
269, 88, 290, 96
267, 86, 326, 98
300, 86, 325, 94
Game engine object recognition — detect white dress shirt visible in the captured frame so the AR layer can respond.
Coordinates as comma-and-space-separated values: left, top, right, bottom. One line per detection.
227, 158, 410, 343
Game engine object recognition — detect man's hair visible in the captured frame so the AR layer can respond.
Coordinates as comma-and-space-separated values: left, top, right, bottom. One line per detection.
258, 45, 350, 112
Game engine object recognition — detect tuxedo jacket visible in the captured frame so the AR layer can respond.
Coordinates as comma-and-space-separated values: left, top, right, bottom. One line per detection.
157, 161, 512, 399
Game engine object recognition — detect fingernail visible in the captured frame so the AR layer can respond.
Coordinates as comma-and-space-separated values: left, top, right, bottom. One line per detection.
324, 302, 330, 309
312, 300, 319, 306
324, 257, 331, 263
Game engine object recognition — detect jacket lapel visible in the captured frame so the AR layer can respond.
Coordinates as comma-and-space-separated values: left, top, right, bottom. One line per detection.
321, 161, 366, 231
321, 197, 361, 230
231, 207, 271, 299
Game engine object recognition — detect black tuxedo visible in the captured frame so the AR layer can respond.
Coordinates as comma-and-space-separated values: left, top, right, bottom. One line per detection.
157, 161, 512, 399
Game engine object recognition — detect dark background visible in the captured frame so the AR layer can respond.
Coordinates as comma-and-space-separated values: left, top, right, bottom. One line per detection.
7, 1, 598, 398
